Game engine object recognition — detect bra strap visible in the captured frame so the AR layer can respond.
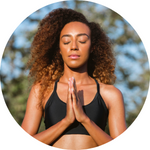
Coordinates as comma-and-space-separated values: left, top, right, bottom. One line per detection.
94, 79, 100, 94
54, 79, 59, 91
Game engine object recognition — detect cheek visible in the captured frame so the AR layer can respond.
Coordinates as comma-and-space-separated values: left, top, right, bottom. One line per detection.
59, 43, 69, 54
59, 46, 68, 62
81, 44, 91, 55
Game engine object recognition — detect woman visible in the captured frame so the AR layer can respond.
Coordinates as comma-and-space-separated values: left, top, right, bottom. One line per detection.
21, 8, 127, 149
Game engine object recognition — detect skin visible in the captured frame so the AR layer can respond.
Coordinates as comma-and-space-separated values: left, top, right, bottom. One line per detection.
21, 22, 127, 149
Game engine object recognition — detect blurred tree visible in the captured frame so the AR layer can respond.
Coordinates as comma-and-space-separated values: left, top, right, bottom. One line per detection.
0, 0, 149, 134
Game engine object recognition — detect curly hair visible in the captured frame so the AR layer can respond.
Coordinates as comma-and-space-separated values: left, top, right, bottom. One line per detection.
27, 8, 116, 107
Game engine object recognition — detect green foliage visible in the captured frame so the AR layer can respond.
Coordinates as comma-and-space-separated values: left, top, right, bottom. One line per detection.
2, 75, 29, 125
0, 0, 149, 134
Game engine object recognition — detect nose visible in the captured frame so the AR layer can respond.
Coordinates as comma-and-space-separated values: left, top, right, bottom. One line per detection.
71, 40, 78, 50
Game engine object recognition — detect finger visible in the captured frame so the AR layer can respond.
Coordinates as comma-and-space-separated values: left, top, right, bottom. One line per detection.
71, 77, 76, 93
67, 79, 70, 94
72, 77, 75, 89
72, 88, 77, 106
69, 78, 74, 93
72, 77, 77, 94
70, 77, 74, 94
67, 79, 72, 104
71, 82, 79, 103
72, 78, 78, 102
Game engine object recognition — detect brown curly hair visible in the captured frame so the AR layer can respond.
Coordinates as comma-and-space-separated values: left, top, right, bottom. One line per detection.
27, 8, 116, 107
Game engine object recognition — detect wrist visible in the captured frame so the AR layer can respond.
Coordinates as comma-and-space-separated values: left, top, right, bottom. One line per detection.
62, 117, 73, 127
80, 116, 90, 125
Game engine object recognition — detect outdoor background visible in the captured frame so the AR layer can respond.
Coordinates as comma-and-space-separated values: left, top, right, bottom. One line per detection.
0, 0, 149, 134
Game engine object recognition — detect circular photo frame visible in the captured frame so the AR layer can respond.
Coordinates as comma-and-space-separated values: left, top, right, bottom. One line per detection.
0, 0, 149, 149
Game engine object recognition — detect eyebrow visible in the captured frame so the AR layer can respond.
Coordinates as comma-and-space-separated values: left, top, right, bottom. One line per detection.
61, 33, 89, 39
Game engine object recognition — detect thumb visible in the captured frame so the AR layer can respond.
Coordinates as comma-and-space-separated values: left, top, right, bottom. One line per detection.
67, 79, 72, 105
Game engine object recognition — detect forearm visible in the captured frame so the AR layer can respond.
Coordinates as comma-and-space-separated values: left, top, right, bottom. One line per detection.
82, 117, 113, 145
32, 118, 70, 145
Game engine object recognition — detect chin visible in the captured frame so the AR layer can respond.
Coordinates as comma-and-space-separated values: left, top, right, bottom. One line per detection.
67, 62, 87, 70
68, 64, 80, 69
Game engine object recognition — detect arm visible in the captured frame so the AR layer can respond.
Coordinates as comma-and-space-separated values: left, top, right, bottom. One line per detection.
70, 77, 126, 145
21, 83, 75, 145
81, 86, 126, 145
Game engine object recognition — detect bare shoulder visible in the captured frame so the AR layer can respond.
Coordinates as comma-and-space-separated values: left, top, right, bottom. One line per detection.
28, 81, 55, 110
26, 82, 42, 109
98, 82, 124, 110
30, 82, 41, 96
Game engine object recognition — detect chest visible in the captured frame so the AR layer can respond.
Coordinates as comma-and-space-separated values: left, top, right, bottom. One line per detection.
44, 87, 108, 131
57, 82, 97, 106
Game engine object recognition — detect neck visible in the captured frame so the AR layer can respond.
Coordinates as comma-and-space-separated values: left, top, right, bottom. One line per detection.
60, 63, 92, 85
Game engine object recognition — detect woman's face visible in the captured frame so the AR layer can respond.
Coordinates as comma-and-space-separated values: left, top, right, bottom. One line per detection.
59, 21, 91, 69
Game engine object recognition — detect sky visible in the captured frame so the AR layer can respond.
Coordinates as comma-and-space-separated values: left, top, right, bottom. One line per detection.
1, 1, 148, 80
0, 1, 149, 112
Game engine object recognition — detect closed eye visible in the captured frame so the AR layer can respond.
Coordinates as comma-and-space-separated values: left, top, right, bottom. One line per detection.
64, 42, 71, 45
79, 41, 86, 44
63, 41, 86, 44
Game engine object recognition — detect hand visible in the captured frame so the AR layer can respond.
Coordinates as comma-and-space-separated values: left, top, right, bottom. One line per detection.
64, 78, 75, 125
70, 77, 88, 123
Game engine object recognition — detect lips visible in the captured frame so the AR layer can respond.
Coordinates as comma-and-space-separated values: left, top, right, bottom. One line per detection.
69, 54, 80, 59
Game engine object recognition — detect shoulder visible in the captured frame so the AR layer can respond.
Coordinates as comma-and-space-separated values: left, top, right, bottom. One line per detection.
31, 82, 41, 96
26, 82, 42, 111
29, 81, 55, 110
98, 82, 124, 110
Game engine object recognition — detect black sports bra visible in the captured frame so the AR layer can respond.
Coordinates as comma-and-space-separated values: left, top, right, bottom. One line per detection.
44, 79, 108, 135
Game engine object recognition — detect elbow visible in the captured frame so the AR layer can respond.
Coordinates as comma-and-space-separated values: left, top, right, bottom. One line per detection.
98, 136, 113, 146
106, 136, 113, 143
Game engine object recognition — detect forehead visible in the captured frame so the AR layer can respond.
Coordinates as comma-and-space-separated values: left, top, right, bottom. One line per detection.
60, 21, 91, 36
